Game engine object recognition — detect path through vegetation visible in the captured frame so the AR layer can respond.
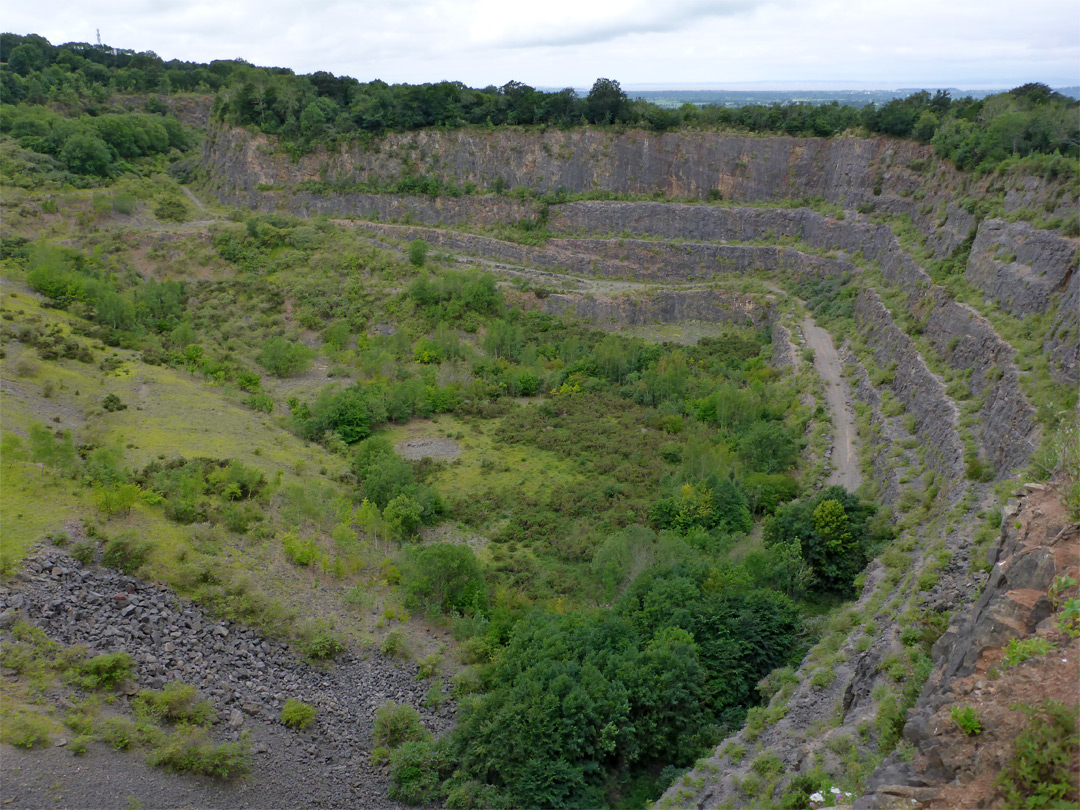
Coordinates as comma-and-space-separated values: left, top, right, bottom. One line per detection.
802, 317, 861, 491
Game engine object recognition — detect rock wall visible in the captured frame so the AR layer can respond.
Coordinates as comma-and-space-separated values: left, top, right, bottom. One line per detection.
215, 187, 535, 228
853, 290, 966, 482
966, 218, 1079, 317
203, 125, 925, 205
533, 289, 770, 328
346, 220, 850, 283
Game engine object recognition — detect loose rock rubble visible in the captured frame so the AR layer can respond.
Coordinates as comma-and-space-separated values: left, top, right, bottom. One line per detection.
0, 548, 453, 809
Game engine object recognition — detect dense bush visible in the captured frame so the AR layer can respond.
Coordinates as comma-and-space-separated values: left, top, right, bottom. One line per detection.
995, 700, 1079, 809
258, 336, 314, 377
764, 486, 891, 597
447, 562, 801, 808
373, 701, 429, 750
401, 543, 486, 615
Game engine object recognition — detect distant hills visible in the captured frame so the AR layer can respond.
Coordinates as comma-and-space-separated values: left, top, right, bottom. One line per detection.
578, 86, 1080, 108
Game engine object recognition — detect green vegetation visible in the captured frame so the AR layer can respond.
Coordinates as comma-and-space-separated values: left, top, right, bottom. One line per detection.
995, 701, 1079, 809
0, 623, 247, 778
3, 32, 1075, 810
2, 33, 1076, 189
280, 698, 318, 729
950, 705, 982, 735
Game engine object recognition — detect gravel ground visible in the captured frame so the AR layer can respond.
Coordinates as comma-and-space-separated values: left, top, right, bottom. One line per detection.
0, 548, 454, 809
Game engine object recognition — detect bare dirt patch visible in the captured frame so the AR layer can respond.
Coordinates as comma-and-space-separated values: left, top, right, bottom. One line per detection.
395, 437, 461, 462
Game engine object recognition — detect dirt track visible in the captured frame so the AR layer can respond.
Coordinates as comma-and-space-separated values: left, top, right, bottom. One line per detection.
802, 317, 861, 492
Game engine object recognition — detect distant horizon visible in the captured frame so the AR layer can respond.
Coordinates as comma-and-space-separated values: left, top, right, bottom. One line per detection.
614, 81, 1078, 92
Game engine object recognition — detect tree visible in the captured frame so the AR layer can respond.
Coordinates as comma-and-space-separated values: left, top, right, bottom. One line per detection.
737, 421, 798, 474
763, 486, 882, 596
408, 239, 427, 268
585, 78, 628, 125
258, 336, 314, 377
402, 543, 486, 614
8, 43, 44, 76
59, 133, 112, 176
383, 494, 423, 540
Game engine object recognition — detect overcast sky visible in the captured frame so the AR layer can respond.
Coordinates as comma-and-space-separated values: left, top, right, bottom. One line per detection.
8, 0, 1080, 90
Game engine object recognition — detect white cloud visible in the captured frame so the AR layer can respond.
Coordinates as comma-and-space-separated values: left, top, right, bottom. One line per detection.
7, 0, 1079, 87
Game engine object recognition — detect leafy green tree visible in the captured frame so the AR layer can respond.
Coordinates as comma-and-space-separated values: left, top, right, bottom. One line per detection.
482, 319, 523, 361
737, 421, 798, 474
8, 44, 45, 76
763, 486, 885, 596
383, 494, 423, 540
585, 78, 629, 125
59, 133, 112, 176
408, 239, 428, 268
402, 543, 486, 614
28, 423, 78, 475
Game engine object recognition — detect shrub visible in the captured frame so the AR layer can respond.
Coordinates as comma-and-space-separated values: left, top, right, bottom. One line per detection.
71, 539, 96, 564
134, 682, 215, 725
282, 532, 318, 566
373, 701, 429, 751
102, 533, 151, 573
951, 705, 982, 735
401, 543, 486, 615
102, 393, 127, 412
153, 197, 189, 222
96, 716, 149, 750
381, 629, 410, 660
416, 654, 440, 680
0, 706, 52, 748
389, 739, 453, 804
281, 698, 318, 729
258, 337, 314, 377
297, 621, 345, 661
69, 734, 91, 755
995, 701, 1079, 809
69, 651, 134, 690
147, 727, 250, 778
408, 239, 428, 268
1001, 637, 1055, 669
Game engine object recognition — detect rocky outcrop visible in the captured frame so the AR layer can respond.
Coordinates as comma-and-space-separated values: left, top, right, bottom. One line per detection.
346, 220, 851, 283
1046, 270, 1080, 384
218, 187, 534, 227
858, 482, 1080, 809
966, 218, 1079, 316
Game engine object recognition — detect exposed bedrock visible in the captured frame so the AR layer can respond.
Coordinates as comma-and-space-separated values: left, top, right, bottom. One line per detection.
967, 218, 1079, 317
532, 289, 770, 329
202, 123, 1075, 256
212, 186, 534, 228
203, 126, 922, 205
344, 221, 849, 283
857, 484, 1080, 809
853, 290, 966, 483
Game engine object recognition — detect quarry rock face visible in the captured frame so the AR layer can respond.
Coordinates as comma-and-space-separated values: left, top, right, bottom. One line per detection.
535, 288, 770, 328
966, 218, 1079, 317
194, 123, 1079, 809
